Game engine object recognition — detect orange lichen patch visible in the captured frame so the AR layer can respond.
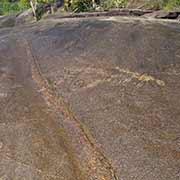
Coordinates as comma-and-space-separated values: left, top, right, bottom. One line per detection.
115, 67, 165, 86
172, 150, 180, 160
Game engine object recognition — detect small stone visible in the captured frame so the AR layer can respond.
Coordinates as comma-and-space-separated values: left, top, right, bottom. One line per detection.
0, 93, 8, 98
155, 10, 179, 19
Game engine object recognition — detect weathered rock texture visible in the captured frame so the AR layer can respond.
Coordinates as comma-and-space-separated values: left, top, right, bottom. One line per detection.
0, 15, 180, 180
0, 8, 179, 29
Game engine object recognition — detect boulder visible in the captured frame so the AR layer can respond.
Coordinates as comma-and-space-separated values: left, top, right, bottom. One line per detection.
155, 10, 180, 19
144, 10, 180, 19
15, 9, 35, 26
0, 11, 180, 180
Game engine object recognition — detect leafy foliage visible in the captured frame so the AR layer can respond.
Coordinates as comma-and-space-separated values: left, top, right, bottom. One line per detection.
0, 0, 57, 15
66, 0, 180, 11
146, 0, 180, 10
0, 0, 180, 15
0, 0, 30, 15
100, 0, 128, 9
68, 0, 94, 12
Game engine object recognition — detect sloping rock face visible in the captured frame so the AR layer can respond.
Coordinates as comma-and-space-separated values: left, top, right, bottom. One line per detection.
0, 10, 34, 28
0, 16, 180, 180
0, 14, 17, 28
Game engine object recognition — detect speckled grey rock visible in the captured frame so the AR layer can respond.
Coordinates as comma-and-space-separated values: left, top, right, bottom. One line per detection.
0, 15, 180, 180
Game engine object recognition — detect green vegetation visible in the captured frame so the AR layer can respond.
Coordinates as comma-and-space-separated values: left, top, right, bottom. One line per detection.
0, 0, 30, 15
100, 0, 128, 9
67, 0, 95, 12
145, 0, 180, 10
0, 0, 180, 15
0, 0, 55, 15
65, 0, 129, 12
67, 0, 180, 11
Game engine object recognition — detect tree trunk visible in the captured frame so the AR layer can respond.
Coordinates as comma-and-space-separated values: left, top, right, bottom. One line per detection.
30, 0, 37, 18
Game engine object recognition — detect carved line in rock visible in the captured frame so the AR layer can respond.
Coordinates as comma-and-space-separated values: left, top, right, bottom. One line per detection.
23, 39, 118, 180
